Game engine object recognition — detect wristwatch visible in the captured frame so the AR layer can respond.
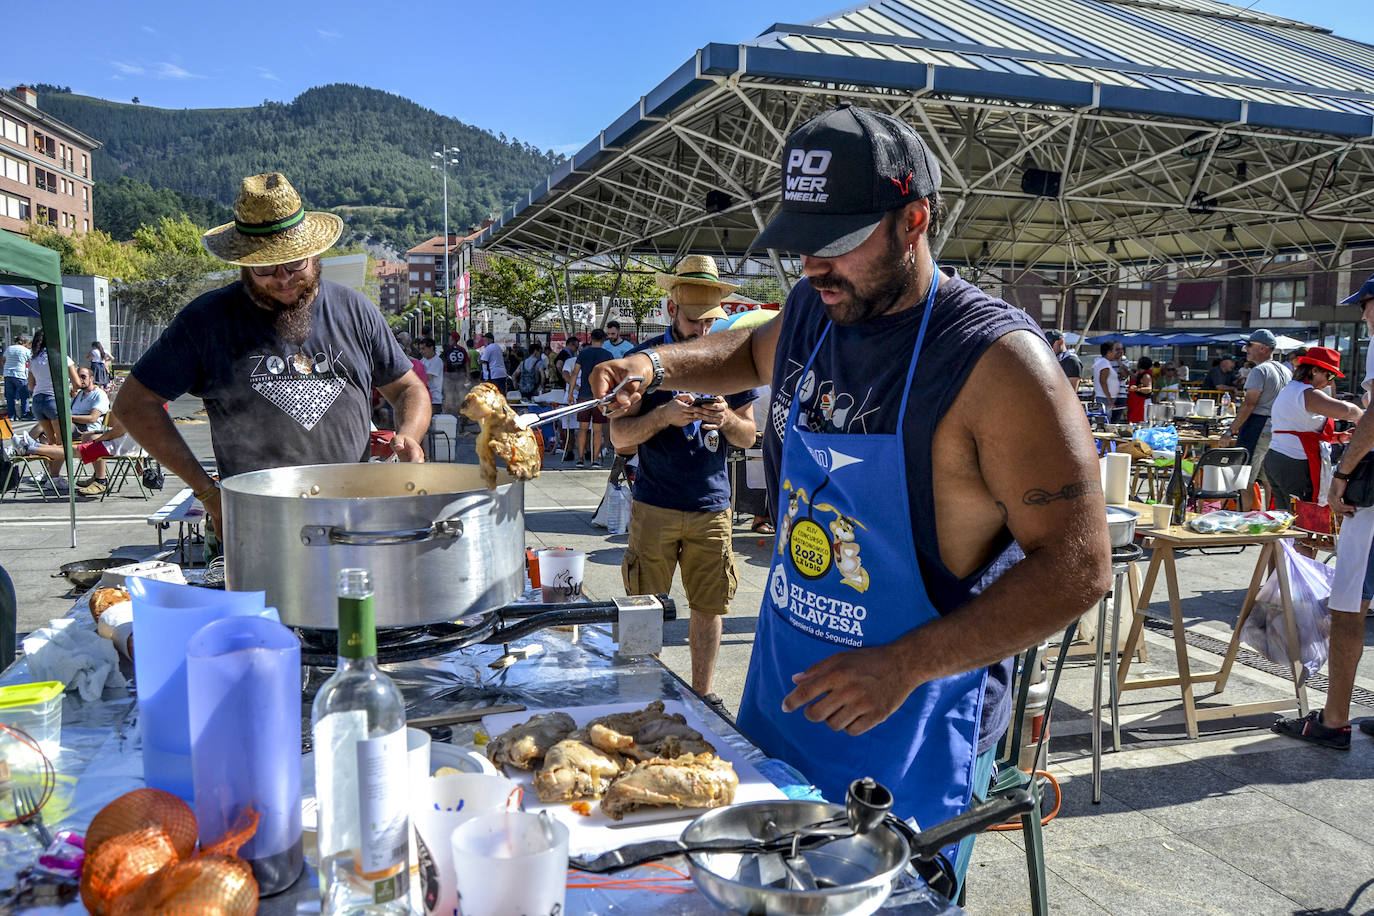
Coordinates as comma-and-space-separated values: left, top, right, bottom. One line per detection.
1333, 469, 1353, 481
642, 348, 665, 394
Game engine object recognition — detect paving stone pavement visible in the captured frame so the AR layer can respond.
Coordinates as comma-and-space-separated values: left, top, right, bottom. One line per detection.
3, 396, 1374, 913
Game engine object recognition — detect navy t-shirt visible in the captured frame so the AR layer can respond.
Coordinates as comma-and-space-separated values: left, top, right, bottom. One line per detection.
573, 346, 614, 400
629, 331, 757, 513
133, 279, 411, 479
763, 272, 1044, 753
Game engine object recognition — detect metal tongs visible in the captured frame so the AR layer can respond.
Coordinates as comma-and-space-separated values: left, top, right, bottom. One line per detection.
514, 376, 643, 430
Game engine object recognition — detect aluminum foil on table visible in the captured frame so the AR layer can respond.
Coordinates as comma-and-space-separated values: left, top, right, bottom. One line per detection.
0, 594, 960, 915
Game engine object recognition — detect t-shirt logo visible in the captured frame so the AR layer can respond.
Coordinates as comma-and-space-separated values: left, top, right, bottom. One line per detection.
784, 149, 831, 203
247, 347, 348, 431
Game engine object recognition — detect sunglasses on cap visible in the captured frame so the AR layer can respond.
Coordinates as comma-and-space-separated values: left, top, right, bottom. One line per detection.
249, 258, 310, 278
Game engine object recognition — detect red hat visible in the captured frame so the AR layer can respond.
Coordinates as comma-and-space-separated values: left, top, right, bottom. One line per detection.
449, 332, 460, 341
1295, 346, 1344, 378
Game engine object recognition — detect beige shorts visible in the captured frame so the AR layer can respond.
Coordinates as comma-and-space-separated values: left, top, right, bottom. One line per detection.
622, 501, 738, 615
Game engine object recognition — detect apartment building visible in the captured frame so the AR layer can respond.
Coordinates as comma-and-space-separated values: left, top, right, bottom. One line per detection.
375, 260, 409, 312
0, 86, 100, 237
406, 221, 495, 300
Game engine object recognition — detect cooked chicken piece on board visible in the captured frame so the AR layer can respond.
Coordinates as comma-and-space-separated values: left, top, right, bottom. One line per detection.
600, 753, 739, 821
460, 382, 542, 490
533, 731, 626, 803
486, 711, 576, 771
586, 700, 716, 761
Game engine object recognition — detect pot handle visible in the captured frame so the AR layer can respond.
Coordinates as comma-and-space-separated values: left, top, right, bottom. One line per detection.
299, 519, 463, 546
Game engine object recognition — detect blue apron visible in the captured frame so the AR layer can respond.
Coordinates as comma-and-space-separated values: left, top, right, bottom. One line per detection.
737, 265, 986, 838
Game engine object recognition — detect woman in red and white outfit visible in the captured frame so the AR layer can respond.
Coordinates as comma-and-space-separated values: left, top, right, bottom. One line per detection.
1263, 346, 1362, 513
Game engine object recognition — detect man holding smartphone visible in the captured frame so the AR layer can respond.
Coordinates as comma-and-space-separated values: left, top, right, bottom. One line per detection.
609, 256, 758, 714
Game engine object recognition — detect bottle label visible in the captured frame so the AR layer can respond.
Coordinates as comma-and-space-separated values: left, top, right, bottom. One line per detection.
354, 727, 408, 890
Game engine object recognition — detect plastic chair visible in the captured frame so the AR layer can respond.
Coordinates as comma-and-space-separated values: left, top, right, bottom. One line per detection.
430, 413, 457, 461
1187, 447, 1250, 512
982, 622, 1078, 916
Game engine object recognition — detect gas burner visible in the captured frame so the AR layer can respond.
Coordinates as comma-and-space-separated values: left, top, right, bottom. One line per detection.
296, 615, 495, 666
1111, 543, 1144, 565
295, 596, 675, 667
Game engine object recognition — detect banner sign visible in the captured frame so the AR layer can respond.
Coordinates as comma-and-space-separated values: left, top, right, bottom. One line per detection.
454, 271, 471, 320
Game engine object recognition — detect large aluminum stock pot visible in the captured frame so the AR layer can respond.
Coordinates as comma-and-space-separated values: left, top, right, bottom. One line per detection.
221, 463, 524, 630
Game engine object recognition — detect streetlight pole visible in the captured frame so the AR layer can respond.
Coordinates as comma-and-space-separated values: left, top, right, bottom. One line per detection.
432, 146, 459, 343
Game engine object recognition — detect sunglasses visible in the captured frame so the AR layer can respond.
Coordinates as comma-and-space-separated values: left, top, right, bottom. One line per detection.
249, 258, 309, 278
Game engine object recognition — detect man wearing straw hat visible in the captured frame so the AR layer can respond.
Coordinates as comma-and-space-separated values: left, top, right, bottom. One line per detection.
609, 255, 758, 714
115, 173, 431, 536
592, 105, 1109, 891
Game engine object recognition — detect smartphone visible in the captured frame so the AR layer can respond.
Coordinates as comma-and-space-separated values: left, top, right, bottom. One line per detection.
692, 396, 717, 407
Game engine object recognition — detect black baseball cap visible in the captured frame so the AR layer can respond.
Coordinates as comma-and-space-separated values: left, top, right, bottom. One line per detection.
751, 104, 942, 258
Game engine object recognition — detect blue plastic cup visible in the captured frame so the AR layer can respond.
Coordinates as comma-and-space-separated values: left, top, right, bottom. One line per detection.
187, 615, 303, 895
128, 577, 275, 801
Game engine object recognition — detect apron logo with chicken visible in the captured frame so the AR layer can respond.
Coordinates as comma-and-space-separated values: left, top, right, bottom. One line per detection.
782, 479, 871, 593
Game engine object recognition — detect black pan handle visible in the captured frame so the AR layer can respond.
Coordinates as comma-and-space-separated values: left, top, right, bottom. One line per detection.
484, 595, 676, 643
906, 789, 1034, 860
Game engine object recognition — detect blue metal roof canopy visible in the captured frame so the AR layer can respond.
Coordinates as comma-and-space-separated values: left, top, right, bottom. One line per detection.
479, 0, 1374, 303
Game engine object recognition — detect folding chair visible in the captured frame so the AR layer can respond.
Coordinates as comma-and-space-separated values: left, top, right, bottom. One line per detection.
4, 455, 58, 502
1187, 447, 1250, 513
100, 450, 153, 501
980, 622, 1078, 916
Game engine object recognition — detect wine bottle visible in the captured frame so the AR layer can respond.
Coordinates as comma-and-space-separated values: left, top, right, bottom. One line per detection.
1166, 453, 1187, 526
311, 569, 410, 914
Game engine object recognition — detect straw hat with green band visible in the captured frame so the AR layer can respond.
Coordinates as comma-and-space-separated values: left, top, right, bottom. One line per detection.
202, 172, 344, 266
654, 254, 738, 320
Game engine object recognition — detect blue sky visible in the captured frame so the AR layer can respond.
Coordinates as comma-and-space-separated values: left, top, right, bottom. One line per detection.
3, 0, 1371, 156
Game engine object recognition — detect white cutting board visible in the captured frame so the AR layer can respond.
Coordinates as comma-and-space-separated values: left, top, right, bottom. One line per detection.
481, 700, 784, 855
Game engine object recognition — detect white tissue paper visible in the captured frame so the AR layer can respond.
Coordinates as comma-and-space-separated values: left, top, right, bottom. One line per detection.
22, 618, 123, 701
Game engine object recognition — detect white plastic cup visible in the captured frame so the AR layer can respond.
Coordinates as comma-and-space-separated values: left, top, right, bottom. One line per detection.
1152, 504, 1173, 529
406, 728, 431, 871
537, 549, 586, 603
451, 810, 568, 916
413, 774, 521, 916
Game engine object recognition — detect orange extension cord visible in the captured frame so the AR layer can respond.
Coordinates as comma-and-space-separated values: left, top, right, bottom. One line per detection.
566, 861, 694, 894
988, 770, 1062, 831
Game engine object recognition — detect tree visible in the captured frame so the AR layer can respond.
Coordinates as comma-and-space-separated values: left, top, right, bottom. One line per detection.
472, 255, 551, 337
26, 223, 149, 279
737, 276, 785, 307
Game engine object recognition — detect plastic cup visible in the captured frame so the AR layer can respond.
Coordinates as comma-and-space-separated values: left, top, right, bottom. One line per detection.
186, 615, 302, 895
406, 728, 431, 870
413, 774, 521, 916
451, 810, 568, 916
537, 549, 585, 603
129, 578, 274, 801
1152, 504, 1173, 529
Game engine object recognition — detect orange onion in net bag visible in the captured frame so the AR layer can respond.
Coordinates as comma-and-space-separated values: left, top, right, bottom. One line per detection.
79, 788, 260, 915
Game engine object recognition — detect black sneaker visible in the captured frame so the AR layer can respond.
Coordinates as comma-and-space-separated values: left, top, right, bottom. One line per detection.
700, 692, 731, 720
1272, 710, 1351, 749
1360, 720, 1374, 738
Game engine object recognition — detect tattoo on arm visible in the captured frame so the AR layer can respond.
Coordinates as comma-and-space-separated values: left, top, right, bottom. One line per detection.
1022, 480, 1094, 506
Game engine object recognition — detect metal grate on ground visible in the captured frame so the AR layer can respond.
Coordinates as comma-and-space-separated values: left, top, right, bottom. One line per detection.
1140, 615, 1374, 708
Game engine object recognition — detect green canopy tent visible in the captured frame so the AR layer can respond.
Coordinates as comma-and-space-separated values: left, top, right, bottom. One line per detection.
0, 231, 76, 547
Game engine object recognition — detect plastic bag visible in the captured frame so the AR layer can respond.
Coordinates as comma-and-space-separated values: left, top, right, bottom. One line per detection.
1239, 539, 1332, 679
1186, 510, 1294, 534
1134, 426, 1178, 454
591, 480, 631, 535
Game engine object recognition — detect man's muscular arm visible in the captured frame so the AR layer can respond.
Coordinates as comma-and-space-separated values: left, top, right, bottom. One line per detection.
783, 330, 1112, 735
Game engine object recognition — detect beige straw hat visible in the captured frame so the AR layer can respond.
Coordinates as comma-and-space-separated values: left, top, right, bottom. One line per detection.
654, 255, 738, 320
201, 173, 343, 266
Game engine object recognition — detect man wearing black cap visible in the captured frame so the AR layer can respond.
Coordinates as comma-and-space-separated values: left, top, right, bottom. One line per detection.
1046, 329, 1081, 390
1274, 276, 1374, 748
592, 105, 1110, 888
1220, 328, 1291, 509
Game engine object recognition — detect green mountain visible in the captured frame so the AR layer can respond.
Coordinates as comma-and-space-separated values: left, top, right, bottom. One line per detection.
37, 84, 565, 250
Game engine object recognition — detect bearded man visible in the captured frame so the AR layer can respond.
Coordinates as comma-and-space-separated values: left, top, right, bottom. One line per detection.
115, 172, 430, 535
592, 105, 1109, 894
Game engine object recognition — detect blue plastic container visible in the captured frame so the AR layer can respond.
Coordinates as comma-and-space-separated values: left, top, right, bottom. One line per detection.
187, 614, 303, 895
128, 577, 274, 801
